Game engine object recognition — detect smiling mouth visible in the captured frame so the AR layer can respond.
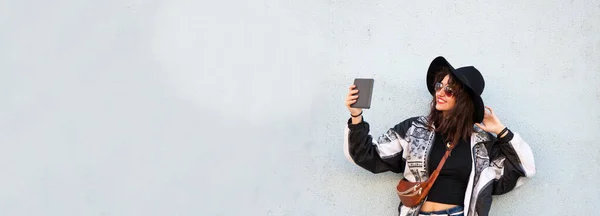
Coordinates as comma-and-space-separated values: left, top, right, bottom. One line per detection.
437, 97, 446, 104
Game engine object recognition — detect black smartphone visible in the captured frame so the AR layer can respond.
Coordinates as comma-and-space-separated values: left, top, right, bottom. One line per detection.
350, 78, 374, 109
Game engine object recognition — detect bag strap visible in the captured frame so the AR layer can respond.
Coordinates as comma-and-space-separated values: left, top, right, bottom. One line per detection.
424, 142, 457, 189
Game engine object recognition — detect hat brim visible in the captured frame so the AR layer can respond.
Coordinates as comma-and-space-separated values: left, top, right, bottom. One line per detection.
426, 56, 455, 95
467, 88, 485, 123
426, 56, 484, 123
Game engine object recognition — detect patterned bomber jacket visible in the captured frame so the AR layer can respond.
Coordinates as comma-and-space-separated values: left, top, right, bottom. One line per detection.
343, 116, 536, 216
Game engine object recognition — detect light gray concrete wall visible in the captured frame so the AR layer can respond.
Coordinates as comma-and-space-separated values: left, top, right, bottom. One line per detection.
1, 0, 599, 215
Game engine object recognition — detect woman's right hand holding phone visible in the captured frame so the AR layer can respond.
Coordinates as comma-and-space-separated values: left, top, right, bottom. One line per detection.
345, 85, 363, 123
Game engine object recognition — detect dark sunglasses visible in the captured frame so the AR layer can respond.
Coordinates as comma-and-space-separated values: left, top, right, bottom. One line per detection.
435, 82, 454, 97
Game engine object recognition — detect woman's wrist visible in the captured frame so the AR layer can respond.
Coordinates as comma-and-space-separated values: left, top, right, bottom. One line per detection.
496, 127, 509, 138
349, 110, 363, 125
350, 115, 363, 125
492, 124, 506, 135
350, 110, 363, 117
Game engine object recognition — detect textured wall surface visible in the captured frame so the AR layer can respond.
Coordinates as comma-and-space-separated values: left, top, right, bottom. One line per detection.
1, 0, 599, 215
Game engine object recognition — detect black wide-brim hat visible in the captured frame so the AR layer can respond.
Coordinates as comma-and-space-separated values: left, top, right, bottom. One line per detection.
426, 56, 486, 123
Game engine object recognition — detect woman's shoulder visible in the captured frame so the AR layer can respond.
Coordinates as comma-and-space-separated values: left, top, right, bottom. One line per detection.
472, 125, 495, 143
395, 116, 421, 124
388, 116, 431, 139
404, 116, 429, 125
393, 116, 429, 129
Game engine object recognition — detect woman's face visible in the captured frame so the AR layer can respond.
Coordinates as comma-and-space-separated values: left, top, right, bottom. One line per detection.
435, 75, 456, 112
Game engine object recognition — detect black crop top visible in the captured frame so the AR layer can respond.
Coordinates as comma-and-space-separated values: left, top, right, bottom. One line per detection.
426, 132, 473, 205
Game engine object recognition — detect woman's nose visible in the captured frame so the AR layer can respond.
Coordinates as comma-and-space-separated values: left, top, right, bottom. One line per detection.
435, 89, 443, 98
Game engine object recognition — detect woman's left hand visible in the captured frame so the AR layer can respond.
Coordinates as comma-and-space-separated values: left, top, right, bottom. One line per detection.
475, 106, 506, 135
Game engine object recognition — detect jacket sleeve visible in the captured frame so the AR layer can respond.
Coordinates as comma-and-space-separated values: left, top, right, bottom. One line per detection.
488, 130, 536, 195
343, 117, 414, 174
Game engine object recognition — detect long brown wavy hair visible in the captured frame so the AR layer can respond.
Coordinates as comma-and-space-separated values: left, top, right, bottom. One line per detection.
427, 67, 475, 145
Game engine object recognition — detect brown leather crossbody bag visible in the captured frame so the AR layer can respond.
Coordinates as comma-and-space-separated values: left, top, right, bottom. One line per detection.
396, 142, 456, 207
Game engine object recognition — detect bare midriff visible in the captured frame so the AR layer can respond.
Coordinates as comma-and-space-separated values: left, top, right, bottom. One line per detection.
420, 201, 458, 212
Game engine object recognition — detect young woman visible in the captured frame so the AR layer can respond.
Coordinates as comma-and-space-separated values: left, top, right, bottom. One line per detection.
343, 56, 536, 216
